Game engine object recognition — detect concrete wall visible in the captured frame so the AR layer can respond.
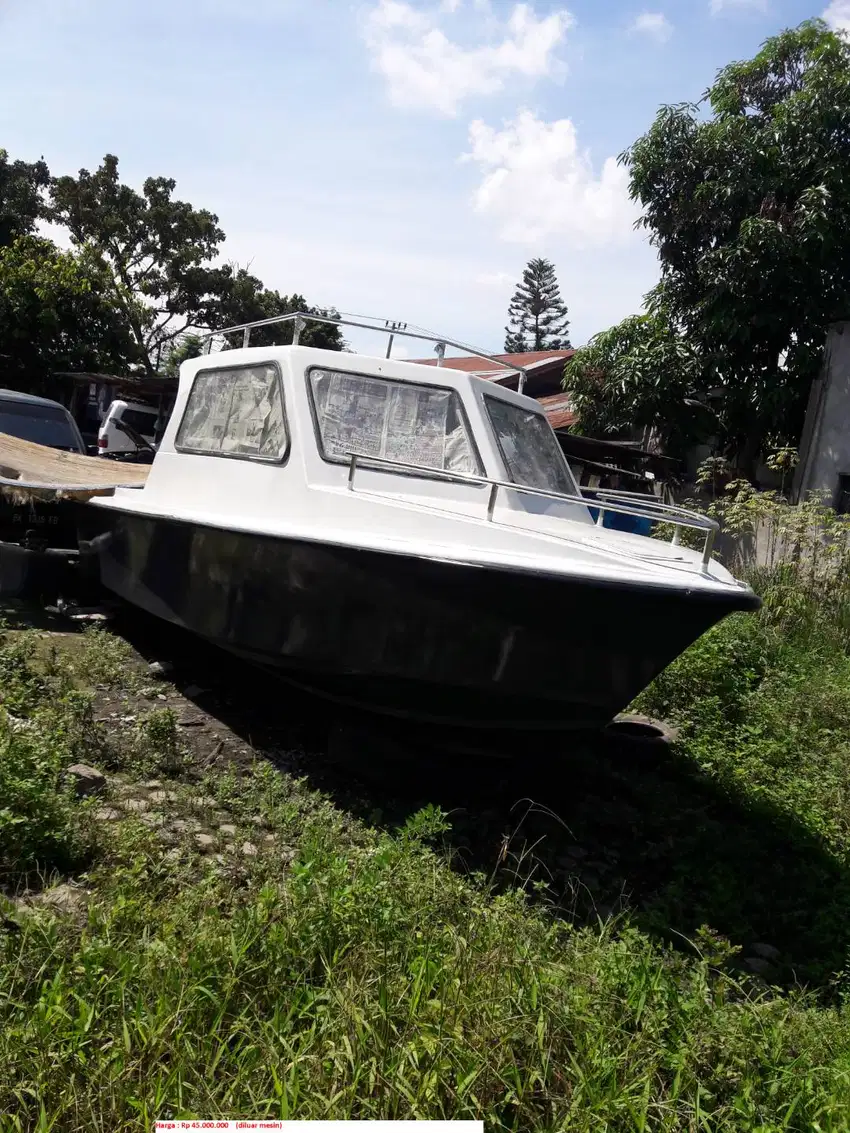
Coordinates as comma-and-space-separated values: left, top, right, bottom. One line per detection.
794, 322, 850, 504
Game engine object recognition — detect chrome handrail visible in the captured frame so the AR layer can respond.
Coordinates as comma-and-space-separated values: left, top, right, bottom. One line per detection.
197, 311, 533, 393
345, 453, 718, 570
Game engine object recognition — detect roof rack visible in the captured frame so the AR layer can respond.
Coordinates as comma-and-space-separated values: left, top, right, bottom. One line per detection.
198, 311, 533, 394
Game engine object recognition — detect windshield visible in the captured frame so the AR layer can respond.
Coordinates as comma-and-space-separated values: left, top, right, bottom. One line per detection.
0, 400, 82, 452
485, 396, 577, 496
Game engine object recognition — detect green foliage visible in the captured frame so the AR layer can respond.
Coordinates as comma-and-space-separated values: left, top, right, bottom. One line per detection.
504, 257, 570, 352
74, 624, 141, 690
50, 153, 229, 375
0, 236, 137, 387
2, 790, 849, 1128
623, 20, 850, 458
134, 707, 185, 777
209, 265, 345, 351
160, 331, 204, 378
0, 148, 49, 248
563, 311, 702, 452
0, 632, 96, 878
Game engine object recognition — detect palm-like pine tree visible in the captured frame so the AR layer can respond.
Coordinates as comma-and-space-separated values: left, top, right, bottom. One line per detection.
504, 258, 571, 352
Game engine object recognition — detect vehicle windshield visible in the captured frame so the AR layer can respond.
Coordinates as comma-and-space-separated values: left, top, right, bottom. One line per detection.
485, 396, 577, 496
0, 399, 82, 451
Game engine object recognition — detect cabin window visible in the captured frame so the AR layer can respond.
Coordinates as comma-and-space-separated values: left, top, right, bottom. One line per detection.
308, 368, 482, 476
176, 363, 288, 461
484, 396, 577, 497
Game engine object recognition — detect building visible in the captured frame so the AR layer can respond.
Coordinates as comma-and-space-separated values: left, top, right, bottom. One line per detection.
794, 322, 850, 508
48, 371, 178, 445
410, 348, 575, 400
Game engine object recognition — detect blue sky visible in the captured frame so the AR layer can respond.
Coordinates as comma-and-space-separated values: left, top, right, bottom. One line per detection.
0, 0, 843, 358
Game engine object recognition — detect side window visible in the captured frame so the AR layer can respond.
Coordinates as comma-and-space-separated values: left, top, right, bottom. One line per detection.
309, 368, 481, 475
121, 409, 158, 434
176, 364, 287, 461
485, 395, 576, 496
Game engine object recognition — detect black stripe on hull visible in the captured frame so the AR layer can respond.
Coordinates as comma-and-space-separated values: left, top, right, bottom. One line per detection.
75, 507, 760, 728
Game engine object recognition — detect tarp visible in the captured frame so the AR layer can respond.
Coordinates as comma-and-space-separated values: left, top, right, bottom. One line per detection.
0, 432, 149, 502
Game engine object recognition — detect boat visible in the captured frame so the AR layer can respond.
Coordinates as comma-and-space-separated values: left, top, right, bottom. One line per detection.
0, 313, 760, 728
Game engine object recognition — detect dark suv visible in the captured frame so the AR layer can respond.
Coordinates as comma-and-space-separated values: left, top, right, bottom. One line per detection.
0, 389, 86, 552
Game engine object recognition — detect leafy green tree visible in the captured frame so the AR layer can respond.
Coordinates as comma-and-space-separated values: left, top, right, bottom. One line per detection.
564, 311, 705, 455
622, 19, 850, 464
50, 154, 228, 376
209, 265, 345, 351
0, 236, 138, 390
0, 149, 49, 248
160, 332, 204, 378
504, 258, 570, 352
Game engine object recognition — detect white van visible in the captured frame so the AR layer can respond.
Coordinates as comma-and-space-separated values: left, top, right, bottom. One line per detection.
98, 400, 159, 457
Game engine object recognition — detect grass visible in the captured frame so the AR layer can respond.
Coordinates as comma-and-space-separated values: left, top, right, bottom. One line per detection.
3, 505, 850, 1127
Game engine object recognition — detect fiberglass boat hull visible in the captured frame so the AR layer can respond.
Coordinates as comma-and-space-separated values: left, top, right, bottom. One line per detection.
76, 507, 760, 728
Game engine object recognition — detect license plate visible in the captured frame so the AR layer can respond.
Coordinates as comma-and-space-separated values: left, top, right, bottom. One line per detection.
12, 512, 58, 525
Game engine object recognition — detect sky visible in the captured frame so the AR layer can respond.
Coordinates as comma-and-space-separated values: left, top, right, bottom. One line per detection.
0, 0, 846, 359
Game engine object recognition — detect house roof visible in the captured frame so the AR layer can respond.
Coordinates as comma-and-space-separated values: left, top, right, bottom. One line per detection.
538, 392, 576, 431
409, 348, 574, 380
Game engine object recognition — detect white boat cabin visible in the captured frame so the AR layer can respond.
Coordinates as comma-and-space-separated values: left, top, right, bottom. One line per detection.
94, 331, 734, 594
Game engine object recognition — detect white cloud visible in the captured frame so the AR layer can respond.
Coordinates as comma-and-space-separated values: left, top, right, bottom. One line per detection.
476, 270, 514, 286
463, 109, 639, 247
823, 0, 850, 33
630, 11, 672, 42
709, 0, 766, 14
362, 0, 572, 116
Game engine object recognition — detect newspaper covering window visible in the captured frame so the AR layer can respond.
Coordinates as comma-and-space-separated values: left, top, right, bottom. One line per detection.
177, 365, 287, 460
310, 369, 479, 474
485, 396, 576, 495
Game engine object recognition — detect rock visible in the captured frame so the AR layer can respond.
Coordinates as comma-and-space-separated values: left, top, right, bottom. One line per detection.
94, 806, 122, 821
156, 694, 167, 701
148, 790, 168, 803
140, 812, 165, 828
190, 795, 217, 809
170, 819, 190, 834
219, 824, 237, 837
148, 660, 173, 678
195, 833, 215, 850
39, 883, 87, 915
241, 841, 258, 857
751, 943, 781, 962
263, 834, 276, 844
179, 716, 206, 728
224, 842, 235, 853
123, 798, 150, 814
65, 764, 106, 798
143, 779, 163, 789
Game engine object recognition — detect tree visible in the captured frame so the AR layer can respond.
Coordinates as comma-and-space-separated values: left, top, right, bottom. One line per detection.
0, 236, 138, 389
50, 154, 228, 376
622, 19, 850, 463
208, 265, 345, 351
161, 332, 204, 379
504, 258, 570, 352
0, 149, 49, 248
563, 311, 705, 456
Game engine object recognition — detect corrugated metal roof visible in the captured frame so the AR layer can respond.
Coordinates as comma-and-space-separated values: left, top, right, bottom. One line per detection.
410, 349, 574, 377
538, 392, 575, 431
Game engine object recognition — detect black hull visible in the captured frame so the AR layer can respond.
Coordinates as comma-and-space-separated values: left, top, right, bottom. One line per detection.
75, 508, 759, 728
